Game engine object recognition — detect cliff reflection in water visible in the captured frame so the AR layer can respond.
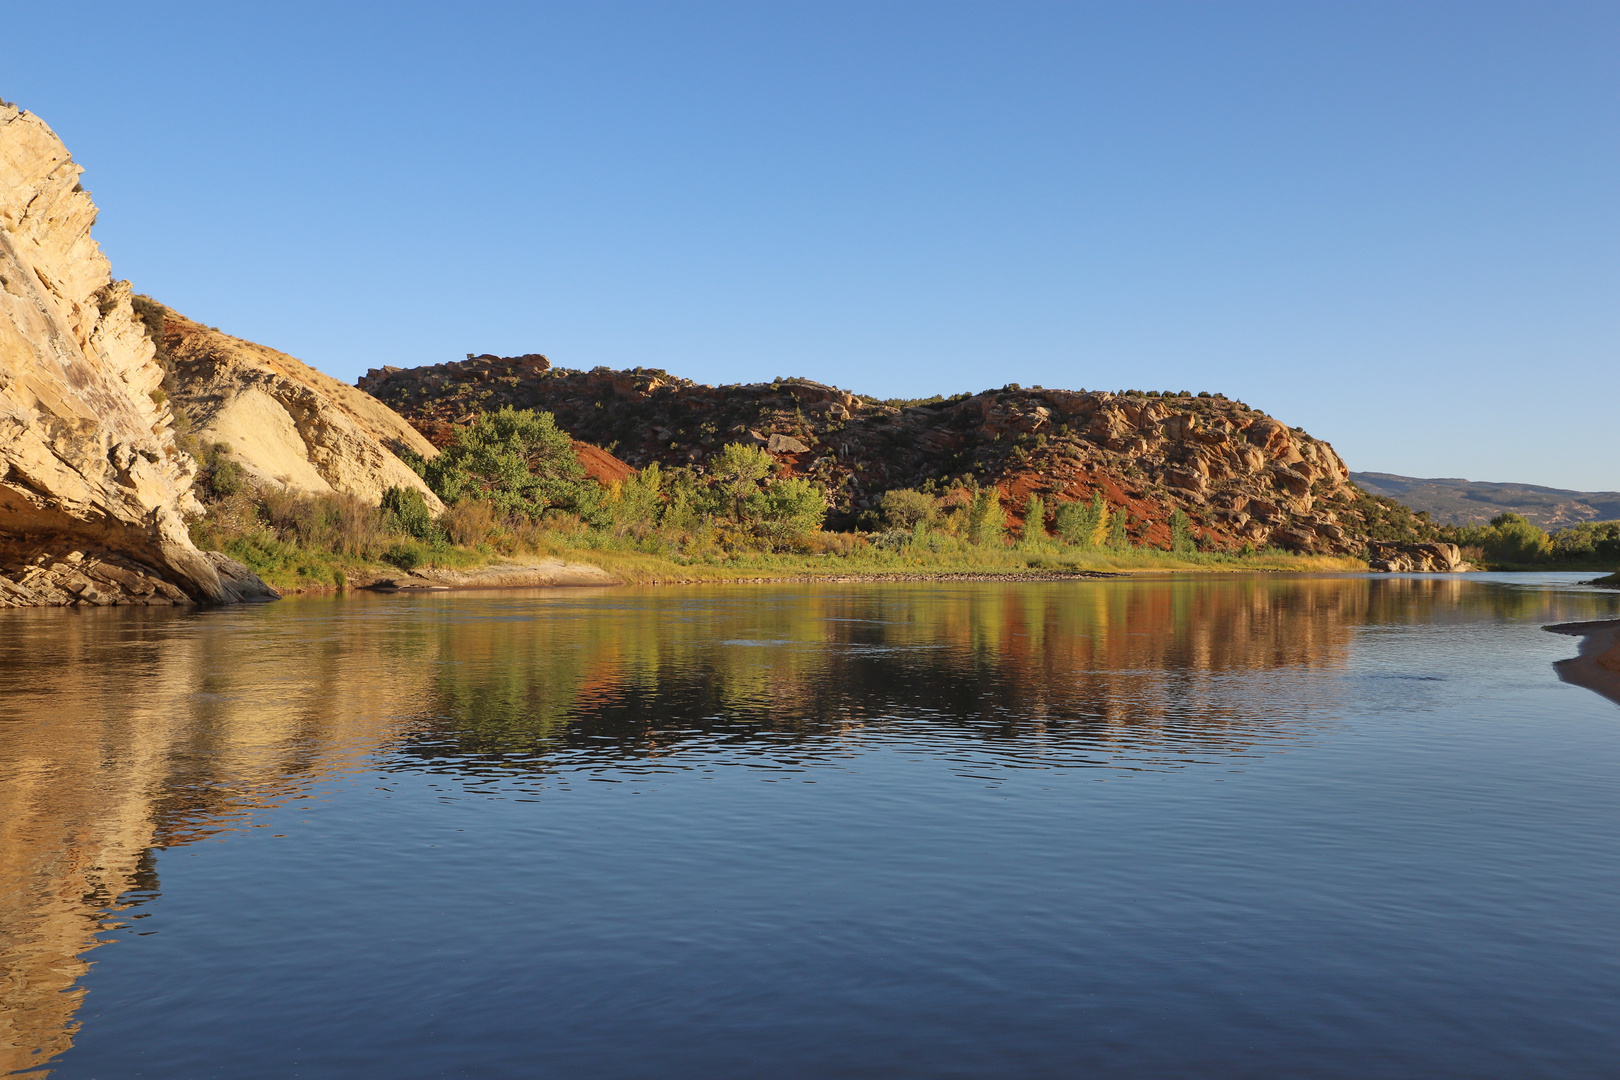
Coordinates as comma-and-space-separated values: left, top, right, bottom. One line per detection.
0, 575, 1591, 1075
0, 604, 430, 1078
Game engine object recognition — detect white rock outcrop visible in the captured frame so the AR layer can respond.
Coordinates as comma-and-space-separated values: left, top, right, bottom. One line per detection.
151, 305, 444, 511
0, 101, 229, 604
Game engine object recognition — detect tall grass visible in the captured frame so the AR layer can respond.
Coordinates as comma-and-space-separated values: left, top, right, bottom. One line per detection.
191, 480, 1365, 594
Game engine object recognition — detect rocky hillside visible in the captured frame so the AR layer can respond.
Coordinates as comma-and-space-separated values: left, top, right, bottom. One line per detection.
360, 357, 1387, 555
0, 101, 270, 606
140, 301, 444, 512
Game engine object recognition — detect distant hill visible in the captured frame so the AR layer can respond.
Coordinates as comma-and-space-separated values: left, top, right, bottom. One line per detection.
1350, 473, 1620, 529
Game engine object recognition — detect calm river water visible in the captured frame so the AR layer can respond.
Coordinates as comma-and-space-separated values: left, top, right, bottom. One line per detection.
2, 574, 1618, 1078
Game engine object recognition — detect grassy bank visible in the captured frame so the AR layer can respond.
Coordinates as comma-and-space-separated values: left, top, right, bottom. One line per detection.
185, 417, 1364, 594
506, 536, 1364, 586
190, 490, 1362, 594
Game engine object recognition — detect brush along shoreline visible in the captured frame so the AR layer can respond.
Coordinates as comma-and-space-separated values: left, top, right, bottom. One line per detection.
360, 566, 1124, 591
319, 550, 1367, 594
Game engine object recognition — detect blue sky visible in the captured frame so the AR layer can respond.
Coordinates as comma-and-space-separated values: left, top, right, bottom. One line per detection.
7, 2, 1616, 488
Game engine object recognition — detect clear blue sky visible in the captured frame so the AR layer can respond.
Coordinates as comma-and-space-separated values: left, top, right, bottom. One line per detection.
7, 2, 1616, 488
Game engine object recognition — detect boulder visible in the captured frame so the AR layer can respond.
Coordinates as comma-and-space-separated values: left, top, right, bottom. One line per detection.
572, 439, 635, 484
205, 551, 280, 602
767, 433, 811, 454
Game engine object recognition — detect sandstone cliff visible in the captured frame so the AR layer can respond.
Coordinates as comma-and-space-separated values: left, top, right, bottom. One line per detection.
0, 102, 250, 606
145, 303, 443, 511
361, 359, 1383, 555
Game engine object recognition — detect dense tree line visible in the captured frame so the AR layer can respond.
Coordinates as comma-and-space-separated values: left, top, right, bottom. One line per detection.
1451, 513, 1620, 568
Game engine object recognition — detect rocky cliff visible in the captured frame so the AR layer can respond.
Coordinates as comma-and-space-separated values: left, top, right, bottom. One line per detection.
360, 358, 1378, 554
0, 102, 255, 606
144, 302, 443, 511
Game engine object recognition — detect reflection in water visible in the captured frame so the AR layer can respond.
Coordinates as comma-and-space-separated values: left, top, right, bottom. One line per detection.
0, 575, 1609, 1075
0, 606, 420, 1078
391, 578, 1372, 780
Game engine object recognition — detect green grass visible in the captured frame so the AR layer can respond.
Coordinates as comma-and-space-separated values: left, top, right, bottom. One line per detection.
210, 526, 1364, 593
192, 485, 1368, 595
211, 529, 497, 592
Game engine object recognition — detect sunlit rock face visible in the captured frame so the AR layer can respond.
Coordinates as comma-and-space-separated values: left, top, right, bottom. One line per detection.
149, 303, 445, 510
0, 101, 224, 605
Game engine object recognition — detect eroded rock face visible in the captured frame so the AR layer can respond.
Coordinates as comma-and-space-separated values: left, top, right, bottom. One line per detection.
1366, 541, 1469, 573
152, 306, 444, 512
0, 102, 229, 605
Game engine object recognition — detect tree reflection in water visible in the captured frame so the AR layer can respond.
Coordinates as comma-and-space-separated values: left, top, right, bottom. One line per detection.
0, 575, 1608, 1075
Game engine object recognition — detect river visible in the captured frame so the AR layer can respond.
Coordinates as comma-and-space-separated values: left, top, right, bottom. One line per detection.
2, 574, 1617, 1078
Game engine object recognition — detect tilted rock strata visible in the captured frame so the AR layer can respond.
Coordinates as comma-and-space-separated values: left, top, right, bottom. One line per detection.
361, 359, 1366, 554
153, 305, 444, 512
0, 102, 234, 604
1366, 541, 1469, 574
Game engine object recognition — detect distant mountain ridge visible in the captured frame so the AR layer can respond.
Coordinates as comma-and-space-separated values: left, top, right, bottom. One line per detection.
1350, 473, 1620, 529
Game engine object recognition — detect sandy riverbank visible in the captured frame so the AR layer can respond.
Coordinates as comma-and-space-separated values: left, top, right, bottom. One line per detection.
1545, 619, 1620, 707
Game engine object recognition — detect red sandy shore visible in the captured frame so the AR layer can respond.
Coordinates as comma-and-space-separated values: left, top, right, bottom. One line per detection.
1545, 619, 1620, 707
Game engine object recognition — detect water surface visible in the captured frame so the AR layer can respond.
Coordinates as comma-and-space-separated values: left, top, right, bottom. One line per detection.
2, 574, 1618, 1078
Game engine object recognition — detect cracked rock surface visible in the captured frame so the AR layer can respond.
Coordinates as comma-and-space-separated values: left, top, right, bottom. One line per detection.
0, 102, 267, 605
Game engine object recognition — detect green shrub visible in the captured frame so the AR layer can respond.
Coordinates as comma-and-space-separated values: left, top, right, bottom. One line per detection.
1549, 521, 1620, 564
209, 459, 245, 498
604, 462, 664, 537
1169, 508, 1194, 554
1021, 494, 1046, 543
1053, 493, 1105, 548
710, 442, 775, 522
967, 488, 1005, 546
751, 476, 828, 548
381, 485, 436, 539
421, 407, 591, 519
879, 488, 936, 530
1457, 512, 1551, 565
660, 484, 704, 533
381, 543, 424, 571
870, 528, 913, 551
1107, 508, 1131, 551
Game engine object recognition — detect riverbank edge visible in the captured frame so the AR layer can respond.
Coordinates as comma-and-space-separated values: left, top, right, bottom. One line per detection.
1544, 619, 1620, 707
358, 564, 1129, 592
324, 551, 1370, 594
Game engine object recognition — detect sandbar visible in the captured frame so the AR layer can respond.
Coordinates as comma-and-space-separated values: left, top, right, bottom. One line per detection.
1545, 619, 1620, 707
